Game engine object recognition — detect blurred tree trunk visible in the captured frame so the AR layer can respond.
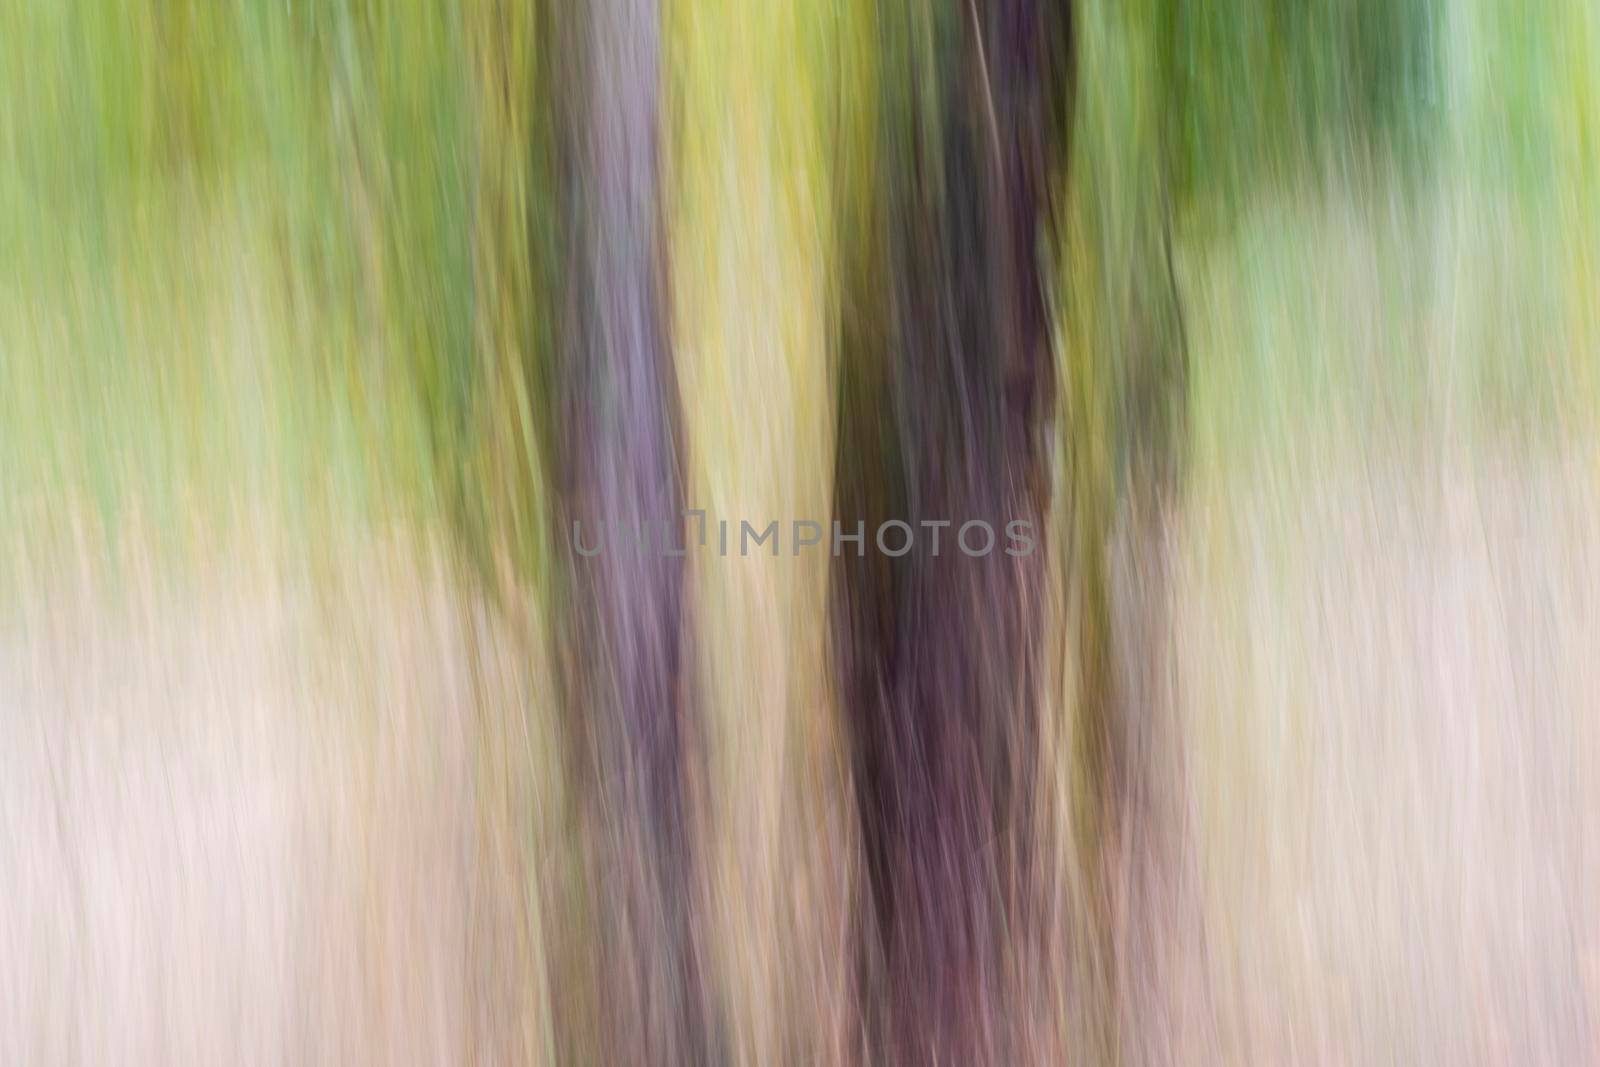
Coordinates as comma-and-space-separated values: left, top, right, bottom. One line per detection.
831, 2, 1072, 1059
549, 0, 708, 1060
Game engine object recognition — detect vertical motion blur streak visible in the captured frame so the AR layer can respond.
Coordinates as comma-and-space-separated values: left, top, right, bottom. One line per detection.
550, 0, 706, 1059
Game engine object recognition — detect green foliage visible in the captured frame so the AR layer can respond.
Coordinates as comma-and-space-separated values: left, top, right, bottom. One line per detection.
0, 0, 557, 586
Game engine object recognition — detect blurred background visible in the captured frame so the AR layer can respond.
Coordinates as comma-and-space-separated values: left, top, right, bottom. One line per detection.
1, 0, 1597, 1062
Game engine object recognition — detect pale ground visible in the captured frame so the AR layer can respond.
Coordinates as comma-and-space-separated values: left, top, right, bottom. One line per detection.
1111, 440, 1600, 1065
4, 446, 1595, 1064
0, 531, 557, 1065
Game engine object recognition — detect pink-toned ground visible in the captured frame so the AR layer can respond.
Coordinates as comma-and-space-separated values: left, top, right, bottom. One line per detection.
0, 535, 556, 1065
1117, 443, 1600, 1064
3, 445, 1598, 1064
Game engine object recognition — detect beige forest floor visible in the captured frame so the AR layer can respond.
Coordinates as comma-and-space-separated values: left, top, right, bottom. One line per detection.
1112, 440, 1600, 1064
0, 531, 557, 1065
3, 445, 1596, 1064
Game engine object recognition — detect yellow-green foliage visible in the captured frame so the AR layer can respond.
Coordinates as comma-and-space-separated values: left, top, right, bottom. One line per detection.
0, 0, 559, 585
460, 0, 558, 588
665, 0, 857, 1058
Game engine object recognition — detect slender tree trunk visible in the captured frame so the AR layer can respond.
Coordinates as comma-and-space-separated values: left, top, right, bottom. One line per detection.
831, 2, 1071, 1059
552, 0, 707, 1060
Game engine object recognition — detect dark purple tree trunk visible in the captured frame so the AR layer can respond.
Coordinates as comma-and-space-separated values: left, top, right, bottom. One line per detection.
832, 2, 1072, 1060
552, 0, 706, 1060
